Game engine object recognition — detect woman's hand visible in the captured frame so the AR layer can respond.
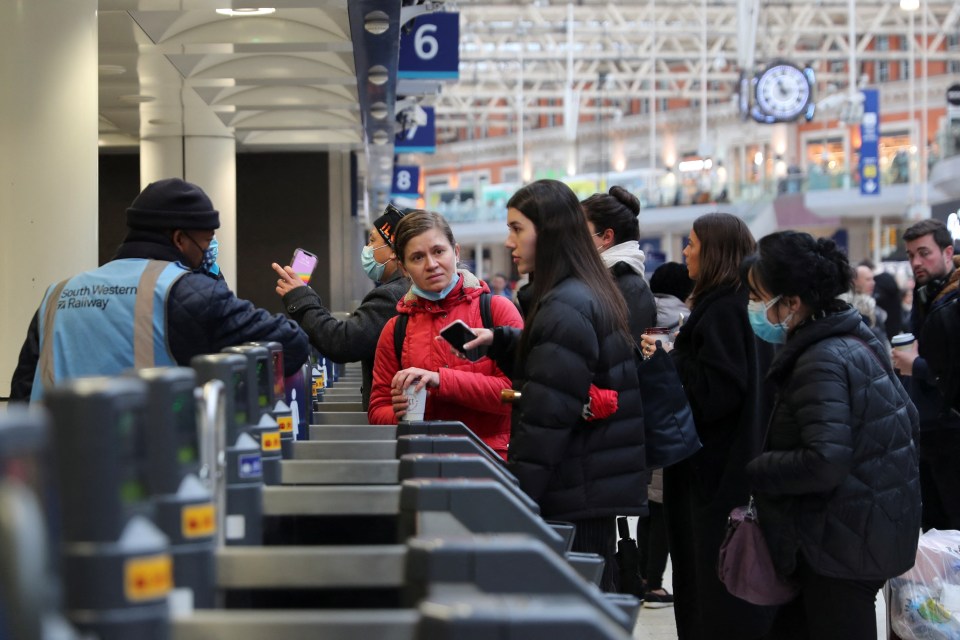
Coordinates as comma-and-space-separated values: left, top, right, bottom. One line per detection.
640, 333, 673, 358
462, 327, 494, 352
391, 367, 439, 393
272, 262, 305, 296
390, 386, 409, 419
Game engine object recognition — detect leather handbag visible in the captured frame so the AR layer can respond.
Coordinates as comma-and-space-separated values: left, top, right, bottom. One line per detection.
717, 497, 799, 606
635, 343, 702, 469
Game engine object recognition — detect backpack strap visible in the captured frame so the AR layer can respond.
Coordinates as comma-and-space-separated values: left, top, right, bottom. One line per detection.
393, 314, 408, 368
393, 292, 492, 368
480, 292, 493, 329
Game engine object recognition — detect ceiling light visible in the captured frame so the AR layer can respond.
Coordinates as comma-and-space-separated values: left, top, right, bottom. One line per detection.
372, 130, 390, 146
216, 8, 276, 17
98, 64, 126, 76
118, 94, 156, 104
899, 0, 919, 10
370, 102, 389, 119
368, 65, 389, 86
364, 11, 391, 35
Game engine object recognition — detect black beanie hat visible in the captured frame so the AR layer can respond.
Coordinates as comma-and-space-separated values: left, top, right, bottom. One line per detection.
126, 178, 220, 231
373, 204, 406, 249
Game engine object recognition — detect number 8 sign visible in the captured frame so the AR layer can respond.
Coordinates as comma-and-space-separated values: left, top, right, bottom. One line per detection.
399, 13, 459, 80
391, 166, 421, 198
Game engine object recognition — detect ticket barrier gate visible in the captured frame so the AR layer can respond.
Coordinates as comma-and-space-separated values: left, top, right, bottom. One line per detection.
43, 378, 174, 640
0, 408, 78, 640
192, 354, 264, 546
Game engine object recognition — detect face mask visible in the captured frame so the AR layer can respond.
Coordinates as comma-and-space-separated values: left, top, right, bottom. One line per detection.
361, 244, 390, 282
412, 273, 460, 301
203, 237, 219, 274
184, 233, 217, 273
748, 295, 793, 344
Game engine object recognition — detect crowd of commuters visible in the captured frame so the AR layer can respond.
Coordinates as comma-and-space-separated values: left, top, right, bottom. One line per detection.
14, 176, 947, 640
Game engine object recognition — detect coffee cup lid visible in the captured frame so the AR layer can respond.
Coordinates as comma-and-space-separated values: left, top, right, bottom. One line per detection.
891, 333, 915, 345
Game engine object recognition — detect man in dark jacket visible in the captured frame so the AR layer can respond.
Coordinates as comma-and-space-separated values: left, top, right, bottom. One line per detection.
273, 205, 408, 409
10, 178, 309, 401
893, 218, 960, 531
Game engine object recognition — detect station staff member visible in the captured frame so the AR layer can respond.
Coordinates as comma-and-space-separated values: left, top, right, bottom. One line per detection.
10, 178, 309, 401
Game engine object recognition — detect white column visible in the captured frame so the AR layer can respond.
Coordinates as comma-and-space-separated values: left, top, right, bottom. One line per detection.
474, 243, 484, 280
0, 0, 98, 396
140, 135, 237, 284
186, 136, 237, 285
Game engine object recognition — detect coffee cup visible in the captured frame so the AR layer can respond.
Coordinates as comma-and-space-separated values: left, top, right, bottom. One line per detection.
891, 333, 916, 351
403, 383, 426, 421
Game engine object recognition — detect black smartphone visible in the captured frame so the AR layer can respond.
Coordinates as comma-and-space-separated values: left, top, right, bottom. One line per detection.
440, 319, 486, 362
290, 248, 318, 284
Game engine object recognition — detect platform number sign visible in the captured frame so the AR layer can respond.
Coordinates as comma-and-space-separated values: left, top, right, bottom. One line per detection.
391, 165, 421, 198
399, 13, 459, 80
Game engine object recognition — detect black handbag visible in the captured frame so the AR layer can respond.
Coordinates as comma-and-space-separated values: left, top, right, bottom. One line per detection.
636, 342, 702, 469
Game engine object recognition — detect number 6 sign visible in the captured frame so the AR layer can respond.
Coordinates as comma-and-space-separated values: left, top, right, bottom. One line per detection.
399, 13, 459, 80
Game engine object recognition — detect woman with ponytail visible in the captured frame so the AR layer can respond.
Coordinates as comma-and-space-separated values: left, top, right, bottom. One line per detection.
465, 179, 647, 592
743, 230, 920, 640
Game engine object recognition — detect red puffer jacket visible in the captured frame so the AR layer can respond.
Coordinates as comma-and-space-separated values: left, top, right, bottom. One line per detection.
368, 271, 523, 459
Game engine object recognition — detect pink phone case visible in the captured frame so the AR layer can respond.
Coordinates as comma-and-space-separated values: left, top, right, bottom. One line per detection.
291, 249, 318, 284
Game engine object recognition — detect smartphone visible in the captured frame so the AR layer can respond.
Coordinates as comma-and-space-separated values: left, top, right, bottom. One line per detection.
290, 248, 318, 284
440, 319, 486, 362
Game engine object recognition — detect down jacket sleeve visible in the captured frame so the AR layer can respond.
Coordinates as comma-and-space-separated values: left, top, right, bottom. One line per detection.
748, 353, 854, 495
367, 316, 403, 425
432, 295, 522, 413
168, 273, 310, 376
281, 277, 405, 364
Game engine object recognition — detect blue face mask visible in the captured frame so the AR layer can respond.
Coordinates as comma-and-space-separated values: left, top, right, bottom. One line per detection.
748, 295, 793, 344
361, 243, 390, 282
203, 237, 219, 274
412, 273, 460, 301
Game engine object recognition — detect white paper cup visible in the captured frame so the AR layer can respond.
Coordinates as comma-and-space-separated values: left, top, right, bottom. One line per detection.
403, 384, 426, 421
891, 333, 916, 351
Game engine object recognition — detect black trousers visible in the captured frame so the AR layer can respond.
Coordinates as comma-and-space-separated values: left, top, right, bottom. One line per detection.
571, 516, 619, 593
766, 559, 884, 640
637, 501, 669, 590
918, 429, 960, 531
663, 459, 777, 640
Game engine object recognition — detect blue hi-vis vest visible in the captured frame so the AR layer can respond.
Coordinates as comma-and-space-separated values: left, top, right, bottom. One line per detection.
31, 259, 190, 401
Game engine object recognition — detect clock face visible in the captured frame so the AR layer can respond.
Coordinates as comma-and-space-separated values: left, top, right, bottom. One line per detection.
755, 63, 812, 122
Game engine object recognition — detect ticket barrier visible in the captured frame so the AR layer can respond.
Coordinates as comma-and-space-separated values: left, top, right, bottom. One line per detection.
43, 378, 174, 640
191, 354, 264, 546
0, 408, 78, 640
129, 368, 217, 609
221, 346, 283, 485
193, 535, 634, 639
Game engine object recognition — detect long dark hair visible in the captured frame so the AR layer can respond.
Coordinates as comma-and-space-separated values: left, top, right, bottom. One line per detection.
743, 231, 852, 315
581, 185, 640, 244
689, 212, 755, 307
506, 179, 631, 350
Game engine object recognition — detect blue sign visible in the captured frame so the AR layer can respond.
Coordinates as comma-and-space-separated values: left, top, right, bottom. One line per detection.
238, 453, 262, 479
395, 106, 436, 153
859, 89, 880, 196
391, 165, 421, 198
399, 13, 459, 80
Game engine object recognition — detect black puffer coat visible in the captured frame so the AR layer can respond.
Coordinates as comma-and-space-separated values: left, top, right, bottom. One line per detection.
747, 307, 921, 580
283, 271, 408, 409
610, 261, 657, 340
490, 276, 646, 520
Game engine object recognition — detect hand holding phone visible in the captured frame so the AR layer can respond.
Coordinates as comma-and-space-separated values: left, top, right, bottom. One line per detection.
290, 248, 318, 285
440, 320, 486, 362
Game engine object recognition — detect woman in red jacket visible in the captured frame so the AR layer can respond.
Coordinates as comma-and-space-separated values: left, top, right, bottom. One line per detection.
367, 210, 523, 459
